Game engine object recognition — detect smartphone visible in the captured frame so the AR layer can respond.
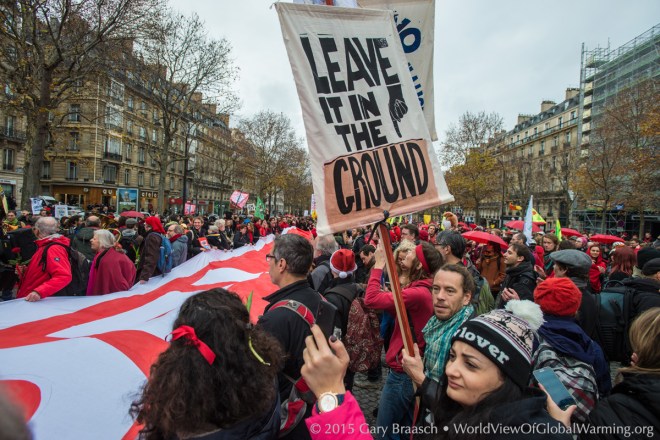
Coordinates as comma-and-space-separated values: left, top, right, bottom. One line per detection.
533, 367, 576, 410
316, 300, 339, 340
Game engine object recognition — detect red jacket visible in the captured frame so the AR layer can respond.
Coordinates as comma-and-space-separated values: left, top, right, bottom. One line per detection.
364, 268, 433, 372
17, 234, 72, 299
87, 248, 136, 295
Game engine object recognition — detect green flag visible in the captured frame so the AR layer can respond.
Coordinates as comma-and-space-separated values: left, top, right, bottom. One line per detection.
255, 197, 265, 219
556, 219, 562, 242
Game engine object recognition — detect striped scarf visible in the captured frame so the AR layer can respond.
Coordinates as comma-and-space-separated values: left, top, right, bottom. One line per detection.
422, 305, 474, 382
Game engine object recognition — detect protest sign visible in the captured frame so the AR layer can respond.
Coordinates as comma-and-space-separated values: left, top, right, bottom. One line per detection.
230, 190, 249, 209
359, 0, 437, 140
276, 2, 452, 235
30, 198, 43, 214
53, 205, 68, 219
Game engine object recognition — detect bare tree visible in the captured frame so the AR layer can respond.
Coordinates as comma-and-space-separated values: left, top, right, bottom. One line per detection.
133, 9, 238, 211
0, 0, 161, 209
237, 111, 302, 214
440, 111, 504, 167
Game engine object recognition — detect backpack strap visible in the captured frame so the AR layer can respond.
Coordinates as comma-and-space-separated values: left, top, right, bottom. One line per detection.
40, 242, 70, 272
270, 300, 315, 327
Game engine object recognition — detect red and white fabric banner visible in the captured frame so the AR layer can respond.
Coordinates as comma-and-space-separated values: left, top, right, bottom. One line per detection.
0, 235, 277, 440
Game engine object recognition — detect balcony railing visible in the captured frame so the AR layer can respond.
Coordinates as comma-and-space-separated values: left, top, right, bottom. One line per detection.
103, 152, 122, 161
0, 126, 27, 142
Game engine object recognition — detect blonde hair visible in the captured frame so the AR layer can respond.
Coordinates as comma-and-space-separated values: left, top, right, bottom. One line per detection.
394, 240, 416, 276
621, 307, 660, 374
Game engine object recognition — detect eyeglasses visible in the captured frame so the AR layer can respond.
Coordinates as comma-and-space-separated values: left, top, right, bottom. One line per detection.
265, 254, 277, 262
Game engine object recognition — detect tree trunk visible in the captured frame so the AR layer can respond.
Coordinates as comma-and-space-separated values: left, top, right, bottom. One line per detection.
638, 209, 645, 238
22, 71, 53, 210
474, 199, 481, 225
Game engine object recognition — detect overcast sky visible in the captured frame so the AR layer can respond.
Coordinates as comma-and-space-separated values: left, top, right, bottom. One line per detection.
168, 0, 659, 144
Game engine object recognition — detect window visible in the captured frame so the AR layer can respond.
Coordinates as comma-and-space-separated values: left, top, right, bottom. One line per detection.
152, 129, 157, 143
169, 176, 174, 190
150, 173, 155, 187
67, 161, 78, 179
73, 79, 83, 93
124, 168, 130, 185
4, 116, 15, 136
138, 171, 144, 186
69, 104, 81, 122
42, 161, 51, 179
558, 116, 563, 128
69, 132, 79, 150
152, 109, 159, 124
127, 96, 134, 110
125, 143, 132, 161
108, 79, 124, 103
553, 136, 559, 147
103, 165, 117, 183
126, 120, 133, 134
139, 126, 146, 140
138, 147, 145, 164
570, 110, 576, 120
104, 136, 122, 159
105, 104, 123, 128
540, 140, 545, 154
565, 131, 571, 144
3, 149, 14, 170
533, 127, 538, 136
141, 101, 147, 111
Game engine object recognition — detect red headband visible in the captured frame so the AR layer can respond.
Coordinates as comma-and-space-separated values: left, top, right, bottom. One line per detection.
169, 325, 216, 365
415, 244, 430, 274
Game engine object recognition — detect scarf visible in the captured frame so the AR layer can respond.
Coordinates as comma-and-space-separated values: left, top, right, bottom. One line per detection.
422, 304, 474, 382
169, 233, 182, 243
537, 315, 612, 395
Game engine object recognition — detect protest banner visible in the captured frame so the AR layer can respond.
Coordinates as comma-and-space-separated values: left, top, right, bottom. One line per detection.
30, 198, 43, 215
229, 190, 249, 209
53, 205, 69, 219
276, 2, 452, 235
359, 0, 437, 140
0, 235, 279, 440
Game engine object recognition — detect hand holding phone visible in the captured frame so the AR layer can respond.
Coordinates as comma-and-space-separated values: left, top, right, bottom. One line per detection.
533, 367, 576, 410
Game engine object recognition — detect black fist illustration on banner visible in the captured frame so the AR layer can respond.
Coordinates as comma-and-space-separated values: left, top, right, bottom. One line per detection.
387, 83, 408, 138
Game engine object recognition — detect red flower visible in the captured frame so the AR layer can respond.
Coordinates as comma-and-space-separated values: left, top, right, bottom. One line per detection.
11, 247, 20, 254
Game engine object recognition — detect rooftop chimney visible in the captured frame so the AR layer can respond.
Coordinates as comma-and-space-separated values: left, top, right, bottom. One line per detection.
541, 100, 556, 112
565, 87, 579, 100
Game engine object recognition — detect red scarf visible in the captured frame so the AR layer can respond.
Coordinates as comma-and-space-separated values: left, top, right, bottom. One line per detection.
169, 233, 182, 243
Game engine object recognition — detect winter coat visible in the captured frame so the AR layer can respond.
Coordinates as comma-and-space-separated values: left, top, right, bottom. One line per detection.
70, 226, 99, 261
365, 268, 433, 373
185, 391, 281, 440
569, 276, 603, 346
17, 234, 72, 299
135, 231, 163, 283
585, 373, 660, 440
233, 231, 250, 249
589, 258, 607, 293
87, 248, 136, 295
323, 277, 359, 339
624, 277, 660, 320
170, 234, 189, 268
190, 227, 207, 257
477, 253, 506, 294
496, 261, 536, 307
207, 232, 231, 250
258, 280, 324, 403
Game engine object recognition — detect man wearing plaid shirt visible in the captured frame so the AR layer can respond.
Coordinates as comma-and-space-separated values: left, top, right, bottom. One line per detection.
401, 264, 475, 386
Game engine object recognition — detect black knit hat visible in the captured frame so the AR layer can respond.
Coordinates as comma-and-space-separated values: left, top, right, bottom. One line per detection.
452, 300, 544, 388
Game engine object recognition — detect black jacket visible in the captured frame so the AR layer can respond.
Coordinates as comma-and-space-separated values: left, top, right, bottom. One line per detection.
570, 276, 602, 346
625, 277, 660, 318
585, 373, 660, 439
207, 232, 231, 250
258, 280, 323, 440
420, 385, 571, 439
185, 391, 280, 440
497, 261, 536, 307
70, 226, 98, 261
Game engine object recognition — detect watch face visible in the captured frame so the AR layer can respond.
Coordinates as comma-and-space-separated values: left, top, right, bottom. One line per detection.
319, 394, 338, 412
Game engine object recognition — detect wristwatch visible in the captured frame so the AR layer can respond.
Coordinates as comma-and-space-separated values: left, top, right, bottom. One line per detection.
316, 392, 345, 413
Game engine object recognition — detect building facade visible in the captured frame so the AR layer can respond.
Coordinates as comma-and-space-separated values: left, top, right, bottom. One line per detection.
476, 88, 579, 228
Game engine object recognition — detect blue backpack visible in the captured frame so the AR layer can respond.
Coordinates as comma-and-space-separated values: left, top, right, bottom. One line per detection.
157, 233, 173, 275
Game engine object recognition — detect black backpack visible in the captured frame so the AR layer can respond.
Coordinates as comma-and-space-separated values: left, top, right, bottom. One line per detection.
118, 231, 139, 263
40, 242, 91, 297
595, 281, 635, 362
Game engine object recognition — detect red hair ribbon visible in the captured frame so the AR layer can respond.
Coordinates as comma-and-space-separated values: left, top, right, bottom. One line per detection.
169, 325, 216, 365
415, 244, 430, 274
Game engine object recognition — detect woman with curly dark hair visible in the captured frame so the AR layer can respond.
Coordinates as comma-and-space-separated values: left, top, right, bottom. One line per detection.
131, 288, 284, 440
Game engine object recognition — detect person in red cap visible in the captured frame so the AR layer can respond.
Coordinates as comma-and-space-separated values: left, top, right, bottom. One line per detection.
532, 277, 611, 423
135, 216, 166, 284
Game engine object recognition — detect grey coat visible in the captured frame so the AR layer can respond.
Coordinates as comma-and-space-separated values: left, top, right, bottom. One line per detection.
171, 234, 188, 268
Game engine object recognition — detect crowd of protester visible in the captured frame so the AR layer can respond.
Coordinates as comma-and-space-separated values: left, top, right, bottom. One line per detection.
1, 205, 659, 440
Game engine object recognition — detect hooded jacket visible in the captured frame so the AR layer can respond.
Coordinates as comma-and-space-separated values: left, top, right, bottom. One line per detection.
171, 234, 189, 268
365, 268, 433, 372
17, 234, 72, 299
70, 226, 98, 261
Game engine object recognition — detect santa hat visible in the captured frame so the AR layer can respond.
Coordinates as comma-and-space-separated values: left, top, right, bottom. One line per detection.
329, 249, 357, 279
534, 277, 581, 317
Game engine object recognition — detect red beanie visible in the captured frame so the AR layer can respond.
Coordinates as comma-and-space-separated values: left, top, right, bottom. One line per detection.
329, 249, 357, 278
534, 278, 582, 317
